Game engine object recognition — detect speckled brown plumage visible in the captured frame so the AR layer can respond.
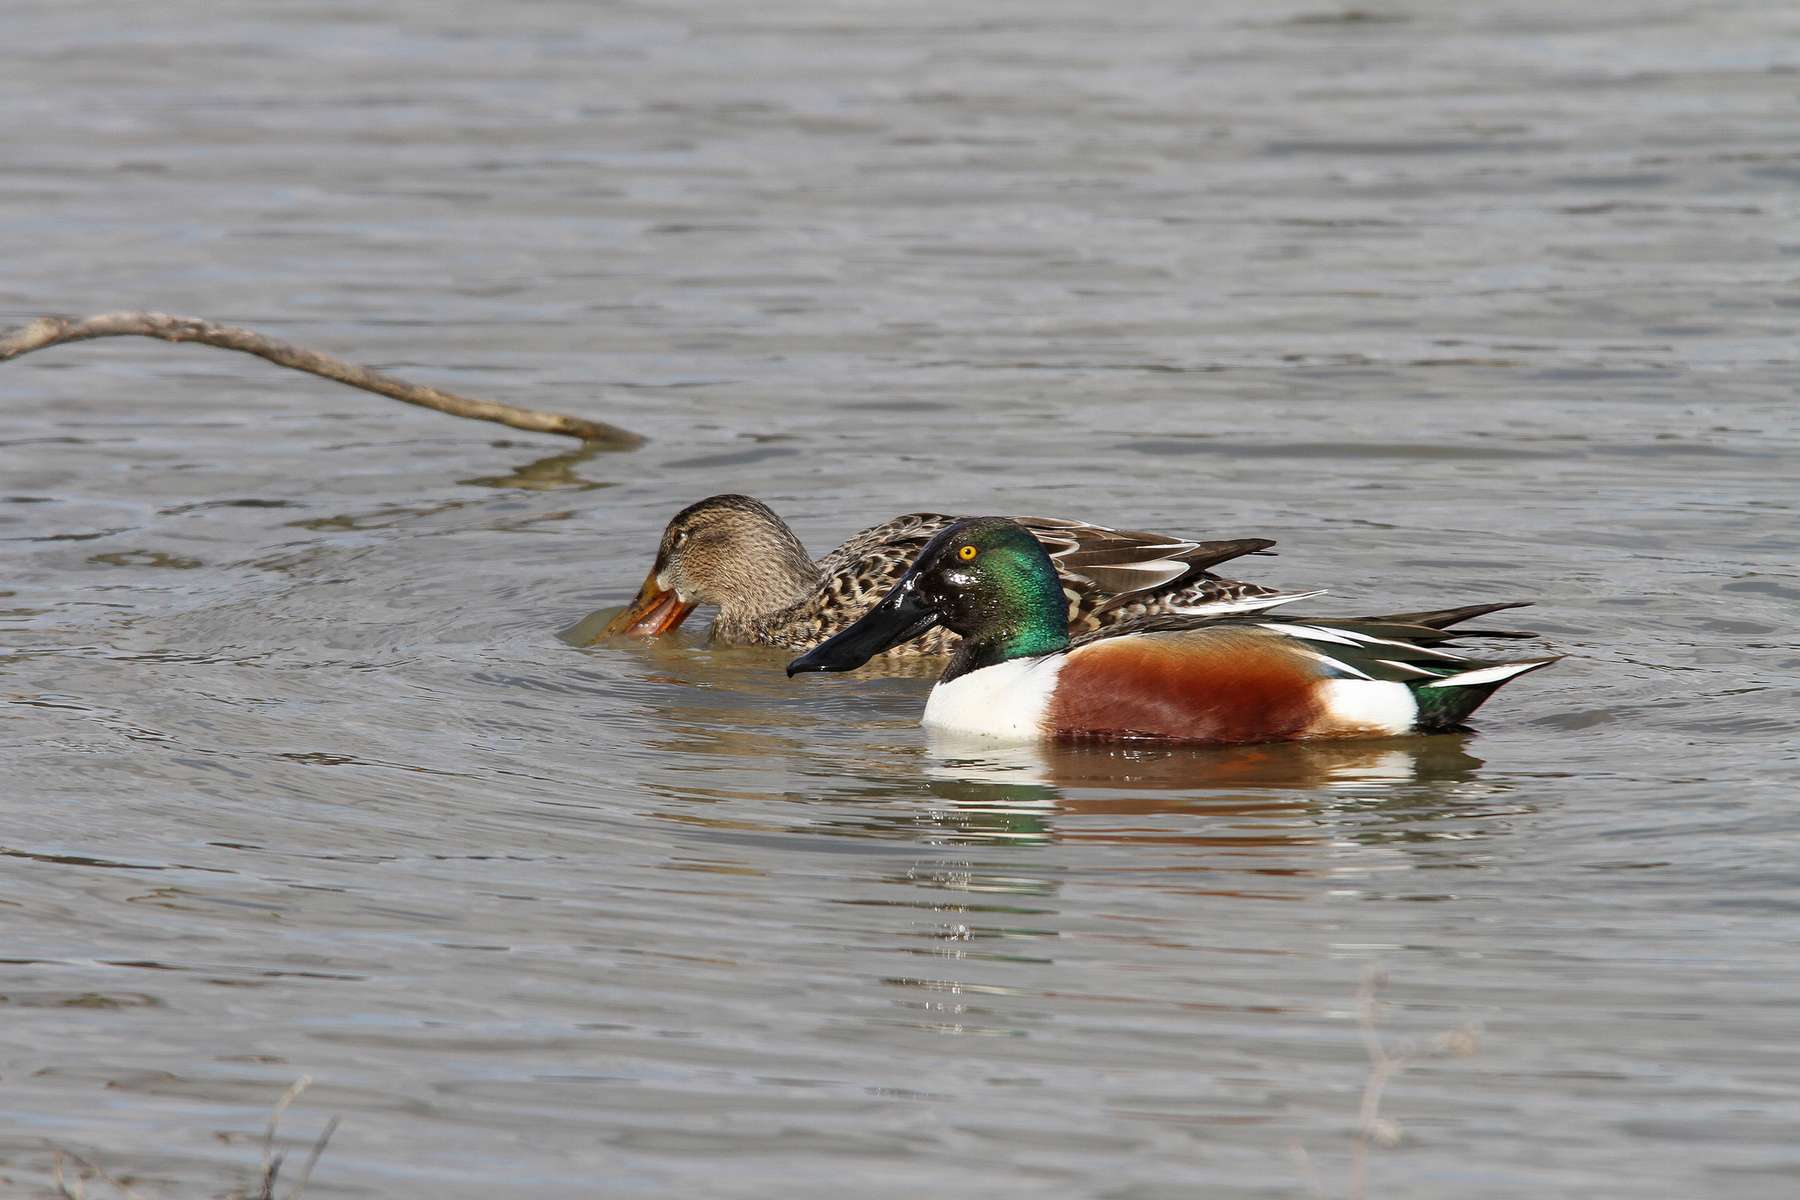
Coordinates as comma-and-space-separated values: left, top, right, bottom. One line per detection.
605, 495, 1286, 657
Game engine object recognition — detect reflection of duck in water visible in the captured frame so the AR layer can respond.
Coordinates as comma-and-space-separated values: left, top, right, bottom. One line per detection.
592, 494, 1290, 653
926, 732, 1486, 793
790, 518, 1558, 746
905, 735, 1496, 850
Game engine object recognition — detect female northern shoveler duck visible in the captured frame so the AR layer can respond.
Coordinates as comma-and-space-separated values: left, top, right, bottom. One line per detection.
787, 517, 1558, 745
597, 494, 1291, 656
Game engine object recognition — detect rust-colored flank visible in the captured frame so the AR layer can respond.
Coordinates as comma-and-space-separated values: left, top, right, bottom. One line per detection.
1045, 630, 1328, 744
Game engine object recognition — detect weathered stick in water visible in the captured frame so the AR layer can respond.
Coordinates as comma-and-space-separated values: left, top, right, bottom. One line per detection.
0, 311, 644, 447
1288, 968, 1482, 1200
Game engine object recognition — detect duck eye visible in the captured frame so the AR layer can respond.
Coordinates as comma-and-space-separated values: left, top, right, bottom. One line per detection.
957, 545, 978, 561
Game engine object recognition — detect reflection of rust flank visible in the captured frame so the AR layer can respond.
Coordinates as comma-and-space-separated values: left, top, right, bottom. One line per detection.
1049, 756, 1325, 789
1053, 795, 1305, 816
1039, 989, 1294, 1015
665, 861, 768, 877
654, 810, 783, 833
1142, 883, 1322, 896
1058, 831, 1324, 848
977, 733, 1482, 792
628, 949, 740, 968
1079, 864, 1328, 880
1110, 1112, 1276, 1127
1091, 932, 1295, 950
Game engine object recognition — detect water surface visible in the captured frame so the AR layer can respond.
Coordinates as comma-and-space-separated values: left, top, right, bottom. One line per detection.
3, 2, 1798, 1197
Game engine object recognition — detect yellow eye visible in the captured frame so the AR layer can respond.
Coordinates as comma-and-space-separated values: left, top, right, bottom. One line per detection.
957, 545, 978, 561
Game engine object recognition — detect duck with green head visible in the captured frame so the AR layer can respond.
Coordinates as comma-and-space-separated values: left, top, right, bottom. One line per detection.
787, 517, 1558, 745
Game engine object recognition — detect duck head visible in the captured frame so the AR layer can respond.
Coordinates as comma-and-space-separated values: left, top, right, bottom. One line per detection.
787, 516, 1070, 678
601, 494, 818, 637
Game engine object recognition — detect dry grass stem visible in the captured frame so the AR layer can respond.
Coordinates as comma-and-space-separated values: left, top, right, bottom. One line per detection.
259, 1075, 312, 1185
283, 1116, 338, 1200
51, 1148, 145, 1200
47, 1077, 336, 1200
248, 1075, 341, 1200
0, 310, 643, 446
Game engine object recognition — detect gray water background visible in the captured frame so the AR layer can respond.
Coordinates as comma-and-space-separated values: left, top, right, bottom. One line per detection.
3, 1, 1798, 1196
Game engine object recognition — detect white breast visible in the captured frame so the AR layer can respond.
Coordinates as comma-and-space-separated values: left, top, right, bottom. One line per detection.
921, 656, 1065, 743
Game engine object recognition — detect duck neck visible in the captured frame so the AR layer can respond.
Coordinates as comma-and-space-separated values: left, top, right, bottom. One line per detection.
943, 573, 1071, 684
711, 532, 822, 639
757, 544, 824, 612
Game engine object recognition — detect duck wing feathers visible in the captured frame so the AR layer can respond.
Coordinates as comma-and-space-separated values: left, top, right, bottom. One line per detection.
814, 512, 1280, 631
1075, 612, 1545, 687
1078, 600, 1536, 647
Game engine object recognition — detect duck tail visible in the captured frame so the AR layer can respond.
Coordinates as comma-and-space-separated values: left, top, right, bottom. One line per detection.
1411, 656, 1562, 731
1180, 537, 1278, 572
1362, 601, 1538, 640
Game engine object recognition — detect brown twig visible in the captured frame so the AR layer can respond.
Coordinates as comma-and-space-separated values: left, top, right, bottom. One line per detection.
1348, 967, 1401, 1200
1292, 968, 1481, 1200
0, 311, 644, 447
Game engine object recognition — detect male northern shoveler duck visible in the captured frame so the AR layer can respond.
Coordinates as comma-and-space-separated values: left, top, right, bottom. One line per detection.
596, 494, 1291, 657
787, 517, 1558, 745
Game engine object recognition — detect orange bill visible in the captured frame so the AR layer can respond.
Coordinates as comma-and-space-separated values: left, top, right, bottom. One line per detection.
598, 568, 698, 637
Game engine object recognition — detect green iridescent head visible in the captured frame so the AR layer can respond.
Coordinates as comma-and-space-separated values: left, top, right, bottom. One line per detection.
787, 517, 1070, 678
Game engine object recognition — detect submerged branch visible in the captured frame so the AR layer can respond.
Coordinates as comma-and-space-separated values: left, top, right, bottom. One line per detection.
0, 311, 644, 447
1289, 969, 1482, 1200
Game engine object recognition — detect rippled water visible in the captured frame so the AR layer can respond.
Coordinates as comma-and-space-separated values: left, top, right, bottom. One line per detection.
4, 2, 1799, 1196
